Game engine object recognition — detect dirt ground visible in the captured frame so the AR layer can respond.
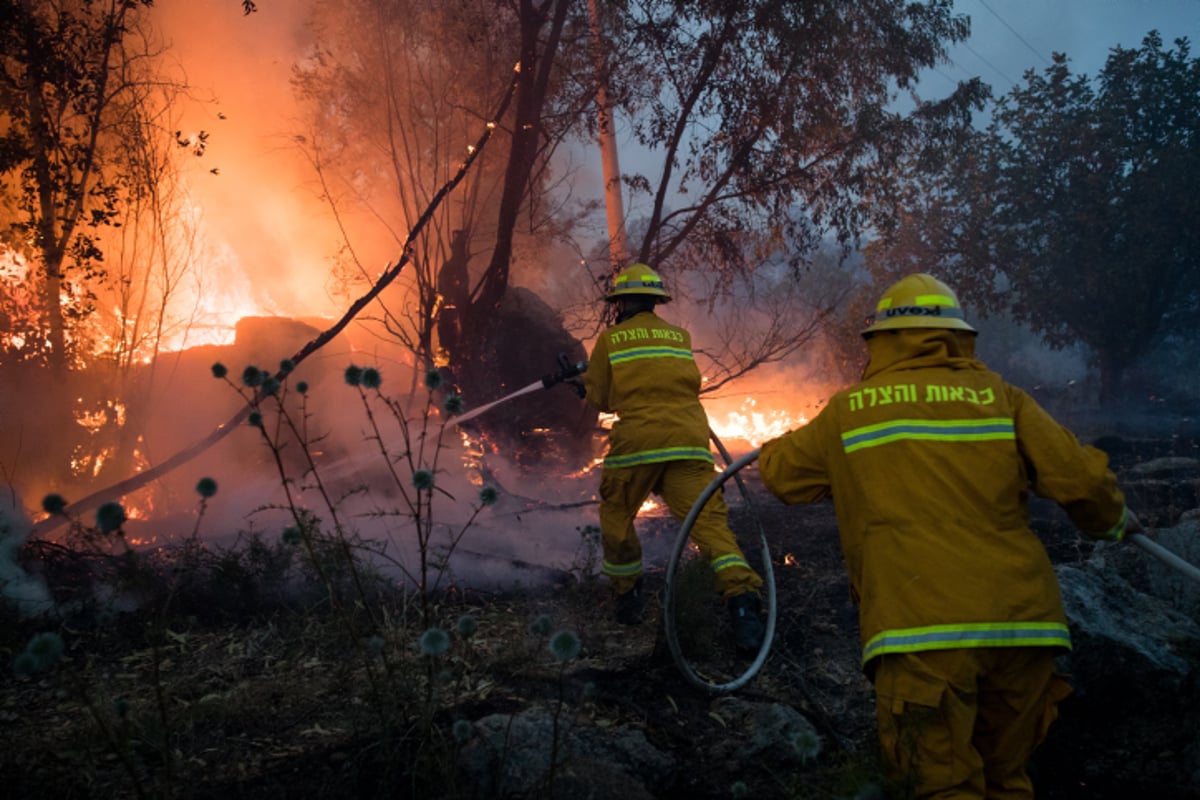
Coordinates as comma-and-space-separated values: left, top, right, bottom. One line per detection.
2, 438, 1198, 799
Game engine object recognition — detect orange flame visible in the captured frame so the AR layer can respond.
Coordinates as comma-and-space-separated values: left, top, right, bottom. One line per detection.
706, 396, 808, 447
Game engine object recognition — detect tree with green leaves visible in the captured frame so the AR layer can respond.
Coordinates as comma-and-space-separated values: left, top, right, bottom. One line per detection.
604, 0, 983, 277
577, 0, 986, 389
873, 32, 1199, 402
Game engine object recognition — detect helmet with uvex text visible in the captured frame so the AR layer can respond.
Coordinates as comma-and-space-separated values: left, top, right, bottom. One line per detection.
862, 273, 976, 337
606, 263, 672, 302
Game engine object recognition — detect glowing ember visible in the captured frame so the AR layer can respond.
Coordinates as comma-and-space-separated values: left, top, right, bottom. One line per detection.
784, 552, 798, 567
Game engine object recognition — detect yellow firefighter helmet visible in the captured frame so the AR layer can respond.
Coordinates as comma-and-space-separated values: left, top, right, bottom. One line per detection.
862, 273, 976, 337
606, 263, 672, 302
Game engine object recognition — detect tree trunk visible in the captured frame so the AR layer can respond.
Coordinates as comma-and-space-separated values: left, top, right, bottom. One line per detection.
466, 0, 570, 326
588, 0, 629, 272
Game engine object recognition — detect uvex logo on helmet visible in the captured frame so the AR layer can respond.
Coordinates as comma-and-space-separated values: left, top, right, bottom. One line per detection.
884, 305, 948, 318
606, 263, 672, 303
862, 273, 976, 337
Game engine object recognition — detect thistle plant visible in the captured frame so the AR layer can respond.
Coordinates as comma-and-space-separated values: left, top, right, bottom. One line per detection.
213, 355, 505, 782
546, 628, 582, 796
11, 631, 65, 676
790, 728, 823, 765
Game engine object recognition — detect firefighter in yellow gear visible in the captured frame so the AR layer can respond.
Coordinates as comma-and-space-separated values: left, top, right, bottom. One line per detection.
582, 264, 764, 649
757, 273, 1135, 798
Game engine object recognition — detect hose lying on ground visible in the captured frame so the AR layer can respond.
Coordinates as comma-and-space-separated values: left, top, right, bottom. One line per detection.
1129, 532, 1200, 583
664, 449, 1200, 695
664, 445, 776, 694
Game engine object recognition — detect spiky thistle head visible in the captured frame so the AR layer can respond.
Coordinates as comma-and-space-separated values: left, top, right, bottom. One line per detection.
344, 364, 363, 386
241, 365, 264, 387
527, 614, 552, 637
17, 631, 66, 674
478, 486, 498, 506
41, 494, 67, 515
361, 367, 382, 389
443, 394, 464, 415
789, 728, 823, 764
424, 367, 443, 390
452, 719, 473, 743
549, 630, 581, 662
412, 469, 435, 490
211, 362, 228, 379
419, 626, 450, 657
96, 502, 126, 534
296, 380, 309, 395
456, 614, 479, 638
26, 631, 64, 662
279, 359, 295, 375
195, 477, 218, 498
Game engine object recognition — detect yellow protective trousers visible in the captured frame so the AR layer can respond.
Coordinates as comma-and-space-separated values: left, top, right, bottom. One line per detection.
598, 459, 762, 598
872, 647, 1072, 799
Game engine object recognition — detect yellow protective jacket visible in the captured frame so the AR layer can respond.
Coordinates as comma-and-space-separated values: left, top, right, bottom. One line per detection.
583, 311, 714, 469
758, 328, 1128, 668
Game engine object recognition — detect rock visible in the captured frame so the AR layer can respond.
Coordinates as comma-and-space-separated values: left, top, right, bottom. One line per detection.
706, 697, 823, 766
457, 708, 674, 799
455, 287, 598, 474
1037, 561, 1200, 797
1057, 561, 1199, 680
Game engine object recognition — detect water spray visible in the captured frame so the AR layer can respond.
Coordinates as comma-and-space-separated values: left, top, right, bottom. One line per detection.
449, 381, 549, 427
448, 354, 587, 428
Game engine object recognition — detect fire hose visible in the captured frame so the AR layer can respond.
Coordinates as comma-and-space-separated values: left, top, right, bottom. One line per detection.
1129, 532, 1200, 583
444, 364, 783, 694
664, 445, 776, 694
664, 447, 1200, 695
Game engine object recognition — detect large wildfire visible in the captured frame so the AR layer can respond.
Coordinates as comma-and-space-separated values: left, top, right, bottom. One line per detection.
2, 1, 832, 579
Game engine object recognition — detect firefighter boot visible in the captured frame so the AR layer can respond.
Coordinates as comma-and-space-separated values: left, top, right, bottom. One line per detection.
615, 578, 645, 625
728, 592, 765, 652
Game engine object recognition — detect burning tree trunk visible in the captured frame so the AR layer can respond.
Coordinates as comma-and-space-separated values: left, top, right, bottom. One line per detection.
440, 0, 597, 470
455, 287, 597, 472
463, 0, 571, 326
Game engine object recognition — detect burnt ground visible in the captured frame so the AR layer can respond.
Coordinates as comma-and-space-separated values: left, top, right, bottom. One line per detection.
2, 436, 1199, 799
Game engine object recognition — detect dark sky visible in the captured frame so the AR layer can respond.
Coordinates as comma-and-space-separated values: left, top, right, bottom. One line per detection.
928, 0, 1199, 97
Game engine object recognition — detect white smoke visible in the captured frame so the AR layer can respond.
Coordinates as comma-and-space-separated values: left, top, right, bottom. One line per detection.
0, 490, 54, 618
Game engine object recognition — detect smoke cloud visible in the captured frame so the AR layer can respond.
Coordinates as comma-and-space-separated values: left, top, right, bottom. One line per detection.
0, 491, 53, 618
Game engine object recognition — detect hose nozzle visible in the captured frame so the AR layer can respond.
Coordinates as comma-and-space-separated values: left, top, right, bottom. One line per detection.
542, 353, 587, 389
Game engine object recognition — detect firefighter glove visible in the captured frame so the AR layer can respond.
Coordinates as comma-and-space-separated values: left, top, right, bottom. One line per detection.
542, 354, 587, 388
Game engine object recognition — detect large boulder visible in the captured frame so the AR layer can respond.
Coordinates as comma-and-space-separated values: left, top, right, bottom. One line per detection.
457, 707, 674, 799
1032, 554, 1200, 797
456, 287, 599, 475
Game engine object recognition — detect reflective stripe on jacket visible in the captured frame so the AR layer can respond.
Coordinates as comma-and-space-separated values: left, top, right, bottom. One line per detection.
583, 311, 714, 469
758, 328, 1127, 668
